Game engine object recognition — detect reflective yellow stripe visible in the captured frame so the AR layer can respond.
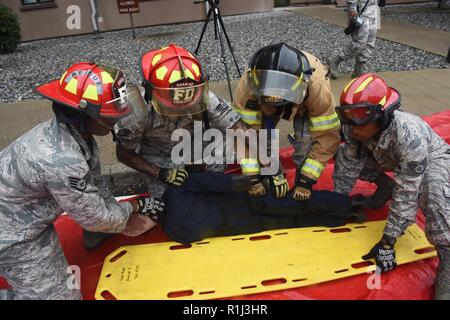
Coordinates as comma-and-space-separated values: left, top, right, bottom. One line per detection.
291, 73, 304, 92
152, 54, 162, 66
169, 70, 182, 84
240, 158, 260, 174
301, 158, 324, 179
65, 77, 78, 95
156, 66, 168, 81
191, 63, 200, 77
234, 107, 262, 126
354, 76, 374, 94
309, 112, 340, 132
343, 77, 357, 94
82, 84, 99, 101
101, 71, 114, 85
60, 71, 68, 85
379, 95, 386, 106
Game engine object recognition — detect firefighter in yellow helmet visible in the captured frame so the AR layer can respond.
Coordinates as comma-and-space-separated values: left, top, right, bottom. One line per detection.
234, 43, 341, 201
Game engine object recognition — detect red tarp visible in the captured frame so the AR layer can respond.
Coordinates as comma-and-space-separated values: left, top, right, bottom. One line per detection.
2, 110, 450, 300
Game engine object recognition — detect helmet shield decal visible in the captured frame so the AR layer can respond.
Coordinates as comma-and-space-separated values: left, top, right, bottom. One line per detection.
151, 80, 209, 117
246, 70, 308, 105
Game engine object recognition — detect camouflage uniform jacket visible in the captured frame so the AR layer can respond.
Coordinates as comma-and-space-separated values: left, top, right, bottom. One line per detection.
0, 118, 133, 252
115, 91, 241, 168
347, 0, 379, 18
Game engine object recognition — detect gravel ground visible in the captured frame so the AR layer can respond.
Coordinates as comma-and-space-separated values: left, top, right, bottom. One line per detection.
0, 9, 448, 103
382, 1, 450, 32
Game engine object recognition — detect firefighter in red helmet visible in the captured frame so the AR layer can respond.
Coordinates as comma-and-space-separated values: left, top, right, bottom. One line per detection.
115, 44, 249, 198
0, 62, 164, 300
333, 74, 450, 299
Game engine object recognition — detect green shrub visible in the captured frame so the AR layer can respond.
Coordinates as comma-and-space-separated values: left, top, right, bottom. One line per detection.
0, 4, 22, 54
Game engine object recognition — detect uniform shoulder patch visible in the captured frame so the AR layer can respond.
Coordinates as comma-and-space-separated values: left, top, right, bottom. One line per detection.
407, 158, 428, 176
68, 171, 91, 191
214, 97, 231, 114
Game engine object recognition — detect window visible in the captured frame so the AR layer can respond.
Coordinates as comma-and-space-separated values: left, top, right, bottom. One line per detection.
22, 0, 55, 4
20, 0, 57, 11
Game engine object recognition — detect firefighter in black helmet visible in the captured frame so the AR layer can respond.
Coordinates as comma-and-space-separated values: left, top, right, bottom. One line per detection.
234, 43, 341, 201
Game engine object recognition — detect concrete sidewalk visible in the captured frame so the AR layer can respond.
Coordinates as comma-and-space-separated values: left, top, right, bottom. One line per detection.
287, 6, 450, 57
1, 70, 449, 194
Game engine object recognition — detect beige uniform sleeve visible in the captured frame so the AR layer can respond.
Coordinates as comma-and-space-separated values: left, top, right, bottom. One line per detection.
299, 53, 341, 182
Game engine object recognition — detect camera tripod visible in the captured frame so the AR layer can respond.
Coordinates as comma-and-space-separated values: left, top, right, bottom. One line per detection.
193, 0, 241, 100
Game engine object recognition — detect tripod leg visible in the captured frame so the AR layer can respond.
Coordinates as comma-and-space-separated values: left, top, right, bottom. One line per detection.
195, 8, 213, 54
212, 8, 219, 40
217, 11, 241, 77
215, 20, 234, 101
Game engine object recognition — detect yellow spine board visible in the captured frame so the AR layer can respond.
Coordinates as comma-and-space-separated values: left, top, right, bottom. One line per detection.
95, 221, 436, 300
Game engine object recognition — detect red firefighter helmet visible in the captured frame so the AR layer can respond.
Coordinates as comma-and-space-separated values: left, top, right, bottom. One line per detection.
336, 73, 401, 125
140, 44, 209, 117
34, 62, 133, 124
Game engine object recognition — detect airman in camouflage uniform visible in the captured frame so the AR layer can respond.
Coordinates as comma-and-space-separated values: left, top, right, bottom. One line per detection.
334, 74, 450, 299
328, 0, 381, 78
115, 45, 243, 198
0, 63, 156, 299
0, 120, 134, 300
116, 91, 241, 197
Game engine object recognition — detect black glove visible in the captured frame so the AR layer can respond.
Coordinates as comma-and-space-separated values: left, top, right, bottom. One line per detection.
268, 173, 289, 198
158, 168, 188, 186
362, 235, 397, 273
134, 196, 165, 221
292, 171, 315, 201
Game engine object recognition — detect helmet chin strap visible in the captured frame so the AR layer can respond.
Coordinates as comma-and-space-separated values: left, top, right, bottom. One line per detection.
378, 110, 395, 132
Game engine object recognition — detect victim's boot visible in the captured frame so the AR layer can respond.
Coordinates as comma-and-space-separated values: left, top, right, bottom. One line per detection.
328, 55, 343, 80
351, 173, 395, 210
83, 230, 113, 250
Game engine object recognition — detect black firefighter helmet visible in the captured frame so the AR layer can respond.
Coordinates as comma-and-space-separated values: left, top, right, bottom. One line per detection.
247, 43, 313, 113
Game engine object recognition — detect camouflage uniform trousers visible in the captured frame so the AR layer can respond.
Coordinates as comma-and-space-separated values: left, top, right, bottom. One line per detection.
352, 152, 450, 299
421, 152, 450, 300
338, 15, 377, 71
0, 225, 82, 300
435, 246, 450, 300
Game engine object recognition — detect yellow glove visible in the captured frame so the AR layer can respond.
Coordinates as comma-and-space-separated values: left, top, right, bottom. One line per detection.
292, 186, 312, 201
269, 174, 289, 198
159, 168, 189, 186
292, 172, 314, 201
248, 181, 266, 197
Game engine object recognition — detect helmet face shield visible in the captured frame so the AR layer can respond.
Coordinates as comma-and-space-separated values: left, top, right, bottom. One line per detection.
114, 85, 150, 129
100, 85, 135, 118
246, 69, 308, 105
98, 85, 148, 129
335, 103, 383, 126
151, 81, 209, 117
